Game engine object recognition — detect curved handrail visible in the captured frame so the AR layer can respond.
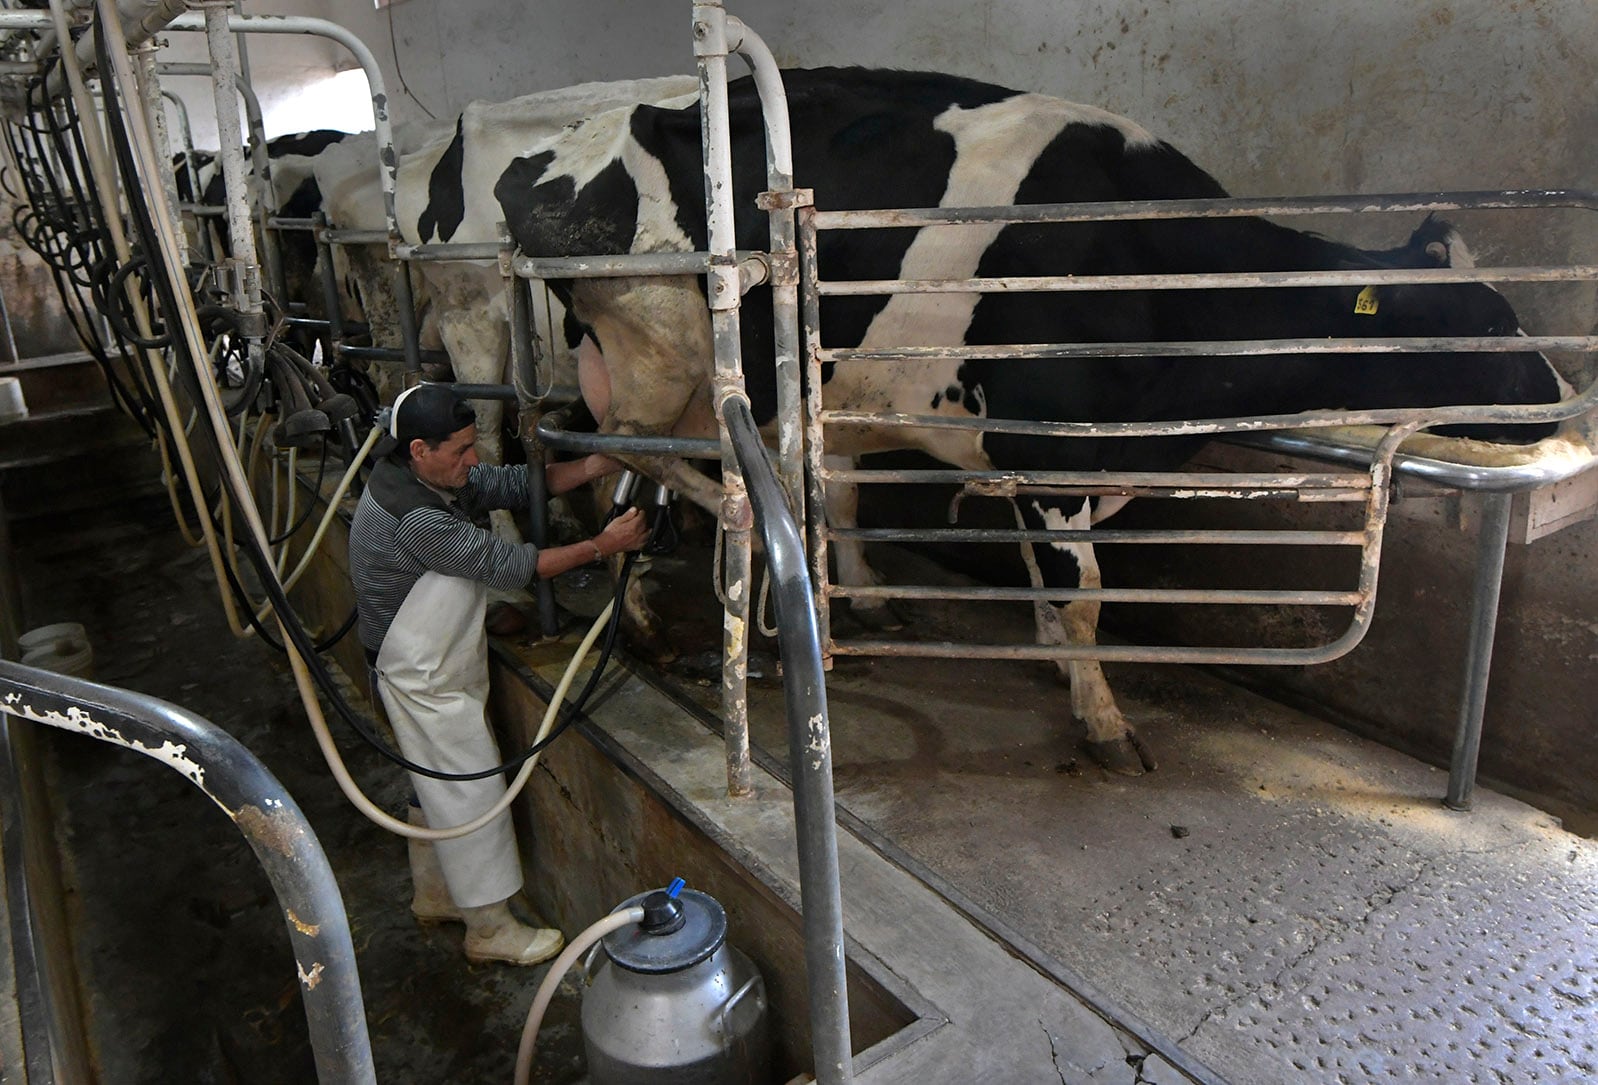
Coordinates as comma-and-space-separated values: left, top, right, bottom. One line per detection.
722, 395, 854, 1084
0, 660, 375, 1084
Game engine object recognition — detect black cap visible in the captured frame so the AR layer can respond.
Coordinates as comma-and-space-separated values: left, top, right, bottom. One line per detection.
373, 383, 476, 458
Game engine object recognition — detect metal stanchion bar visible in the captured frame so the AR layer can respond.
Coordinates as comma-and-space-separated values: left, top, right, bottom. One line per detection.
833, 584, 1365, 606
816, 264, 1598, 297
810, 188, 1598, 230
1444, 492, 1514, 811
830, 527, 1366, 546
821, 335, 1598, 362
831, 635, 1378, 666
335, 344, 450, 366
724, 394, 854, 1085
832, 467, 1373, 490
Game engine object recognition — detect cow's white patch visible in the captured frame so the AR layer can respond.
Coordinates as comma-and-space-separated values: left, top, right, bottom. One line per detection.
625, 136, 698, 254
1032, 499, 1099, 581
831, 95, 1153, 471
859, 95, 1079, 353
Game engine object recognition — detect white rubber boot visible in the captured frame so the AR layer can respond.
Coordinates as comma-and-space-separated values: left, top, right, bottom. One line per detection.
460, 900, 564, 966
407, 807, 463, 924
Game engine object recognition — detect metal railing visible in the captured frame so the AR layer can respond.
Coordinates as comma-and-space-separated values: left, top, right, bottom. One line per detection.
799, 195, 1597, 664
723, 394, 852, 1084
0, 659, 375, 1084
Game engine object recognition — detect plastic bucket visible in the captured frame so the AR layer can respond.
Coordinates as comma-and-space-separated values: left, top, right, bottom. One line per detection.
0, 376, 25, 423
18, 622, 94, 678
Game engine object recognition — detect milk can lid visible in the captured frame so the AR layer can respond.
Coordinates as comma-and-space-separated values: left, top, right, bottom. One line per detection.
602, 885, 728, 974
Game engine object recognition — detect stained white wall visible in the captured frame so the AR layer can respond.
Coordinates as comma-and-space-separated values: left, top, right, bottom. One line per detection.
159, 0, 1596, 341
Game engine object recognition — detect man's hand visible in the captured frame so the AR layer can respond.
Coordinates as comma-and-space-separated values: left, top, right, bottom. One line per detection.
596, 507, 650, 556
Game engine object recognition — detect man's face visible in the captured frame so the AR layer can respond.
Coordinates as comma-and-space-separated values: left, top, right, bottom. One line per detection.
410, 424, 479, 490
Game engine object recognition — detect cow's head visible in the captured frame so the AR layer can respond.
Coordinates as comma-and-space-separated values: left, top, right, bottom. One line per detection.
1340, 217, 1564, 442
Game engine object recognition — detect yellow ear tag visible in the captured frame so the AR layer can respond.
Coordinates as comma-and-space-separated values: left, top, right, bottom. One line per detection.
1354, 285, 1380, 315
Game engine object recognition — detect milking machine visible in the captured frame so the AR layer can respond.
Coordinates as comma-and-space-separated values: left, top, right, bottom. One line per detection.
6, 2, 689, 848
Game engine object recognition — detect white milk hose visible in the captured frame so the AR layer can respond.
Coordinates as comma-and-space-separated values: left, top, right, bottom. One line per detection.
513, 906, 646, 1085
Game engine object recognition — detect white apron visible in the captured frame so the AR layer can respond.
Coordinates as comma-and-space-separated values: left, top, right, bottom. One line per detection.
374, 570, 521, 909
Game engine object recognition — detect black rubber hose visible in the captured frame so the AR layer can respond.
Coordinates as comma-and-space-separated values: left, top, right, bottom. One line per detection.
268, 436, 330, 545
103, 255, 172, 349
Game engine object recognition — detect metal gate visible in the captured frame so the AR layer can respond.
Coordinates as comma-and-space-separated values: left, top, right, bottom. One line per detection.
793, 193, 1598, 677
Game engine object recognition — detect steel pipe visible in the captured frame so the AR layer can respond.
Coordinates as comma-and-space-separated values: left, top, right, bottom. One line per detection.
811, 188, 1598, 231
829, 527, 1366, 546
831, 584, 1366, 606
0, 660, 375, 1083
815, 264, 1598, 298
724, 395, 854, 1085
821, 334, 1598, 363
1233, 430, 1598, 493
165, 12, 401, 242
535, 411, 722, 459
1444, 492, 1514, 811
694, 0, 756, 802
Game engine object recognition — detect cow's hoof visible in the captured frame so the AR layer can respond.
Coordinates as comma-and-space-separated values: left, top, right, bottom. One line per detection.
623, 632, 678, 666
1086, 732, 1157, 776
619, 621, 677, 665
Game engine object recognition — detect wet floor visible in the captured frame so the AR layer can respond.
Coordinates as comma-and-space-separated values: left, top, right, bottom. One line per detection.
11, 494, 584, 1084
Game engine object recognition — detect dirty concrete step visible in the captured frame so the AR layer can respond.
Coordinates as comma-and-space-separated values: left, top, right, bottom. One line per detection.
0, 403, 150, 467
2, 352, 116, 415
0, 426, 165, 522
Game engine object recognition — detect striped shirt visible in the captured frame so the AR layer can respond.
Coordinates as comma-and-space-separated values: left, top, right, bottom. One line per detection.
349, 457, 539, 655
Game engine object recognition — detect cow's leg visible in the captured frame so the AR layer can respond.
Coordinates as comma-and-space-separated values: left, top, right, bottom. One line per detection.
432, 274, 519, 542
1017, 498, 1154, 775
822, 457, 900, 630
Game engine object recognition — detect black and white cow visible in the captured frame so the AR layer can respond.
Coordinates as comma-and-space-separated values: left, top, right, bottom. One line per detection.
491, 69, 1565, 772
299, 81, 699, 549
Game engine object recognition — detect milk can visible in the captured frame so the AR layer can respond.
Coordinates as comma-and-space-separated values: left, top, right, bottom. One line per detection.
582, 883, 772, 1084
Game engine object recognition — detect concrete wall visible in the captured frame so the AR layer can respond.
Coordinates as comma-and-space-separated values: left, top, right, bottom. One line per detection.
188, 0, 1595, 341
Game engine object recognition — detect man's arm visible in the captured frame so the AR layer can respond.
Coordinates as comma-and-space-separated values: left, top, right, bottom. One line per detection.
395, 506, 538, 589
533, 506, 649, 579
458, 455, 621, 515
545, 454, 622, 497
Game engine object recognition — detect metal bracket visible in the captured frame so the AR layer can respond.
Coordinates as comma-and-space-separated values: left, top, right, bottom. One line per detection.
763, 249, 798, 288
757, 187, 814, 211
720, 489, 755, 532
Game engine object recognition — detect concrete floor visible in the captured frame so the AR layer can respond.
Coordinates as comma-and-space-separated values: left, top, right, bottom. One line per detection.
10, 491, 1598, 1083
630, 544, 1598, 1085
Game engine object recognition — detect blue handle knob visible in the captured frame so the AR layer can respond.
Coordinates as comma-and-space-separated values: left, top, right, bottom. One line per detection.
666, 876, 686, 899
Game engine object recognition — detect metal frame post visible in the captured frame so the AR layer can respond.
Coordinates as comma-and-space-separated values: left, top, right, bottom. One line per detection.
725, 397, 854, 1085
131, 40, 187, 268
1444, 492, 1515, 811
198, 0, 265, 387
502, 227, 561, 638
693, 1, 754, 799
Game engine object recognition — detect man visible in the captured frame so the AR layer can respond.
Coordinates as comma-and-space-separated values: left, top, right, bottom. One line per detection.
349, 382, 648, 965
